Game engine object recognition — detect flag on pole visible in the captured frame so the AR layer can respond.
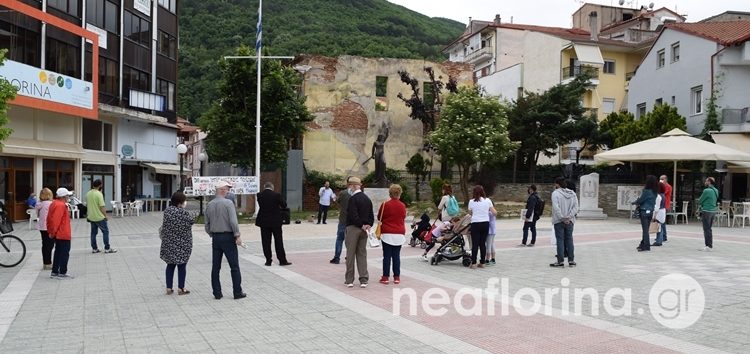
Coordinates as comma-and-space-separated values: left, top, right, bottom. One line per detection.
255, 1, 262, 54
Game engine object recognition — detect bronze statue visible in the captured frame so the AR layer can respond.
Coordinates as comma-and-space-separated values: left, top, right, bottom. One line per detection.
365, 123, 390, 187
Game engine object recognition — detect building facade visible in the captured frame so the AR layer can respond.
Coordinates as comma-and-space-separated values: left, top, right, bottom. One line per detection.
1, 0, 180, 220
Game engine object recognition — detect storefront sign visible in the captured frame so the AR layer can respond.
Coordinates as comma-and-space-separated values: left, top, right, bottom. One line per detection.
134, 0, 151, 16
85, 23, 108, 49
0, 59, 93, 110
191, 176, 259, 196
121, 145, 134, 157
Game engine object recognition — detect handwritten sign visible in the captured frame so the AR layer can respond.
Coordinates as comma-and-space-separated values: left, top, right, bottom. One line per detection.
190, 176, 259, 196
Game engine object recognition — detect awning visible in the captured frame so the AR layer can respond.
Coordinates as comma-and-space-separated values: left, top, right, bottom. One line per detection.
573, 44, 604, 66
2, 138, 84, 159
142, 162, 186, 175
712, 133, 750, 172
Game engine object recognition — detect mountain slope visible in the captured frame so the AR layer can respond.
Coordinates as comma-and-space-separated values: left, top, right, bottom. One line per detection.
178, 0, 465, 121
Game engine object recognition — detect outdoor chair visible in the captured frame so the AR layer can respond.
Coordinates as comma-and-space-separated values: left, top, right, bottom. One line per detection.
67, 204, 80, 219
111, 201, 127, 217
715, 203, 730, 227
128, 200, 143, 216
26, 209, 38, 229
732, 203, 750, 228
671, 201, 688, 224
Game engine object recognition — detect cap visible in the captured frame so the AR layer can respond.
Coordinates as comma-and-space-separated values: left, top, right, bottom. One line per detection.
56, 188, 73, 198
214, 180, 232, 189
348, 177, 362, 185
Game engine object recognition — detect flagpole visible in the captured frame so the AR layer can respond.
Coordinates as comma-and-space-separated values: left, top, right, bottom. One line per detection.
254, 0, 262, 217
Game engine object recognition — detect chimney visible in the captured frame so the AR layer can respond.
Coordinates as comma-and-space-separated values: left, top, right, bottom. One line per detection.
588, 11, 599, 41
494, 14, 501, 25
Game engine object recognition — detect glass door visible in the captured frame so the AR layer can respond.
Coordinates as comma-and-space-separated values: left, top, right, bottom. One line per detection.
13, 169, 32, 221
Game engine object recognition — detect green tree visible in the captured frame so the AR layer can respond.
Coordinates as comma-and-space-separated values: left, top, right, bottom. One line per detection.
429, 86, 516, 203
600, 105, 686, 148
405, 153, 428, 201
0, 50, 16, 148
198, 46, 313, 168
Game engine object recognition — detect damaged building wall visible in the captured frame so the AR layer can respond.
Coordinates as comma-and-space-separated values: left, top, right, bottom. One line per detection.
296, 55, 473, 176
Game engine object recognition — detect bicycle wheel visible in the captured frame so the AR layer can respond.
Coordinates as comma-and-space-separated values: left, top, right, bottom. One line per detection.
0, 235, 26, 268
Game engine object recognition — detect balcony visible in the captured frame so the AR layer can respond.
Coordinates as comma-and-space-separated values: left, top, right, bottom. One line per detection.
464, 47, 493, 65
561, 65, 600, 85
722, 108, 750, 132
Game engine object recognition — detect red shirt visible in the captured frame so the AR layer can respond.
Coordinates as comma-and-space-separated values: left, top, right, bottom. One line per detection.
46, 199, 72, 240
378, 198, 407, 234
663, 182, 673, 210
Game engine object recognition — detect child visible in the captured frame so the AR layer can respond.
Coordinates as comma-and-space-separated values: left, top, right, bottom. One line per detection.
485, 211, 497, 265
421, 217, 462, 261
48, 188, 73, 279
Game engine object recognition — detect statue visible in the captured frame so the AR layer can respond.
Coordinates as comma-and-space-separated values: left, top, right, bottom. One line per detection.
365, 123, 390, 187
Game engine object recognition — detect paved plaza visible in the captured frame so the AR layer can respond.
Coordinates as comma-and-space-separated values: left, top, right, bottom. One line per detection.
1, 212, 749, 353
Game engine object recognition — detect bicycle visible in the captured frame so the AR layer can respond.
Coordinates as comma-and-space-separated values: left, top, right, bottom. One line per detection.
0, 233, 26, 268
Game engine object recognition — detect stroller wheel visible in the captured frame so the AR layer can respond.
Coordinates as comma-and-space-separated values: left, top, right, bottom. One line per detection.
420, 242, 427, 249
430, 256, 436, 265
409, 238, 416, 247
462, 258, 472, 267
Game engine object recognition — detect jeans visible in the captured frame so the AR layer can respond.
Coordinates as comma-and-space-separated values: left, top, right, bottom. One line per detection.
654, 223, 664, 244
701, 211, 716, 248
470, 222, 489, 264
317, 204, 330, 223
639, 213, 652, 250
522, 219, 538, 245
661, 222, 668, 241
382, 243, 402, 277
166, 263, 187, 289
260, 226, 288, 263
485, 233, 496, 260
333, 222, 346, 261
40, 230, 54, 265
90, 220, 111, 250
554, 222, 575, 263
51, 239, 71, 275
211, 232, 243, 296
344, 225, 368, 284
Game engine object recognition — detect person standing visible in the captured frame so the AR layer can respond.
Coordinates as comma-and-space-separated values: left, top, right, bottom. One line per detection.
550, 177, 579, 267
485, 210, 497, 265
437, 184, 453, 221
521, 185, 540, 247
378, 184, 407, 285
699, 177, 719, 251
652, 183, 667, 247
632, 175, 658, 253
344, 177, 373, 288
317, 181, 335, 224
330, 177, 353, 264
48, 188, 73, 278
205, 180, 245, 300
160, 191, 194, 295
86, 179, 117, 254
467, 185, 496, 269
35, 188, 54, 270
255, 182, 292, 266
659, 175, 672, 242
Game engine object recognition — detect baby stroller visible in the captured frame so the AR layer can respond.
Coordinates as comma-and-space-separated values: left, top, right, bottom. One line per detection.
430, 215, 472, 267
409, 212, 435, 249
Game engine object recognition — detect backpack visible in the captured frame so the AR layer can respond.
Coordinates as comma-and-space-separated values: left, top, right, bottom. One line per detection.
534, 196, 545, 220
446, 196, 460, 217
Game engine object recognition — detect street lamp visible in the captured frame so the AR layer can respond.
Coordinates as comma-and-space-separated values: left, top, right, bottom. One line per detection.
177, 143, 188, 191
198, 152, 208, 216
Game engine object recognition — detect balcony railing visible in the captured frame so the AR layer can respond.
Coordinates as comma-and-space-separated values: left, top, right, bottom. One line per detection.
625, 71, 635, 81
561, 66, 600, 81
464, 47, 493, 64
722, 108, 750, 125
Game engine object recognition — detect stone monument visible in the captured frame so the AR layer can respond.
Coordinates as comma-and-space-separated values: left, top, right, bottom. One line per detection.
363, 187, 390, 219
577, 172, 608, 219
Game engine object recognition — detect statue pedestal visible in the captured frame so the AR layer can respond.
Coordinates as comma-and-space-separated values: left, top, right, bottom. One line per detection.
578, 172, 608, 220
364, 188, 390, 217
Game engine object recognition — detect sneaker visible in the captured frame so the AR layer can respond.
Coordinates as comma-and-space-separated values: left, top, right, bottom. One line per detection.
379, 276, 389, 285
490, 259, 496, 265
550, 262, 564, 268
104, 248, 117, 254
651, 243, 662, 246
421, 254, 428, 262
393, 276, 400, 285
91, 249, 101, 254
527, 244, 535, 247
637, 248, 651, 252
56, 273, 74, 279
43, 264, 52, 270
568, 262, 577, 267
329, 258, 340, 264
50, 272, 59, 278
234, 293, 247, 299
699, 246, 712, 252
517, 244, 527, 247
346, 283, 354, 288
360, 283, 368, 288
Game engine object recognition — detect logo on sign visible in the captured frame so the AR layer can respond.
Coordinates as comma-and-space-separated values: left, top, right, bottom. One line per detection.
121, 145, 134, 157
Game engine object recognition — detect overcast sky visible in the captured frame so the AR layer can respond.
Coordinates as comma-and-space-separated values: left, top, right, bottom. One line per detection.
387, 0, 750, 27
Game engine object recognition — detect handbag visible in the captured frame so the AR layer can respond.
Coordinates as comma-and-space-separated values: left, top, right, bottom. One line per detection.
648, 221, 660, 234
367, 228, 381, 248
374, 203, 384, 238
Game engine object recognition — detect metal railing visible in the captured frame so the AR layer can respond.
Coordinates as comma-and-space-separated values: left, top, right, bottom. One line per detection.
464, 47, 493, 63
722, 108, 749, 125
561, 66, 600, 80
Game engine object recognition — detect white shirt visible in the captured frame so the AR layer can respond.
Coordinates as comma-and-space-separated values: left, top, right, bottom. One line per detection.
381, 233, 406, 246
469, 198, 493, 223
319, 187, 335, 206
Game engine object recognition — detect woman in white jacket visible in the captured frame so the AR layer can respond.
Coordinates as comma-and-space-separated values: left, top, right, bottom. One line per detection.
652, 183, 667, 246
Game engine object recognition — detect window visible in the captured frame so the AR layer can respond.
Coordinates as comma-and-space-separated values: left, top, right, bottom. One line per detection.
157, 79, 175, 111
656, 49, 665, 68
375, 76, 388, 97
99, 56, 118, 95
655, 98, 663, 106
82, 120, 113, 152
157, 31, 177, 59
671, 42, 680, 62
603, 60, 615, 74
124, 10, 150, 47
691, 86, 703, 115
124, 66, 150, 92
158, 0, 177, 13
636, 103, 646, 119
671, 96, 676, 105
0, 13, 41, 67
423, 82, 435, 111
46, 37, 81, 78
48, 0, 79, 17
602, 98, 615, 114
480, 66, 490, 77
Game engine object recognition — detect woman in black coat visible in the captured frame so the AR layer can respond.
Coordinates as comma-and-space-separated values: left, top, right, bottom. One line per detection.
160, 192, 194, 295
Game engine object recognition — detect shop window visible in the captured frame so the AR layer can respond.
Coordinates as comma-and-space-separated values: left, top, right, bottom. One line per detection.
82, 120, 113, 152
0, 11, 42, 67
47, 0, 79, 17
45, 37, 81, 78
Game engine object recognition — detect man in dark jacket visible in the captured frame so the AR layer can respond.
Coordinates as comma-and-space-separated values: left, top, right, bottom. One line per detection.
255, 182, 291, 266
344, 177, 374, 288
521, 185, 540, 246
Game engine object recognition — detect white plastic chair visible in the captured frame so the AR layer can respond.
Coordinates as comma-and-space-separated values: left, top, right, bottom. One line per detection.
673, 201, 688, 224
67, 204, 80, 219
129, 200, 143, 216
112, 201, 127, 217
732, 203, 750, 228
27, 209, 39, 229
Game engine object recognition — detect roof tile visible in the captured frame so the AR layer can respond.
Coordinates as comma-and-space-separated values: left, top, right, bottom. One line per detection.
667, 21, 750, 45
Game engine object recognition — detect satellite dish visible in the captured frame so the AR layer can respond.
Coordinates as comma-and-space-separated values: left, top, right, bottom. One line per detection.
619, 0, 625, 5
649, 2, 654, 9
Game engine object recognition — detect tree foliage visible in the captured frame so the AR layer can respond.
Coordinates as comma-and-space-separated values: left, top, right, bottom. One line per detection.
0, 50, 16, 148
429, 86, 516, 203
179, 0, 465, 121
600, 104, 687, 148
405, 153, 428, 201
198, 46, 313, 168
397, 67, 457, 134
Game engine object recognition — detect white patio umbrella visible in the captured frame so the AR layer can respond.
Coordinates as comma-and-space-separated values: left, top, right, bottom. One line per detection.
594, 128, 750, 206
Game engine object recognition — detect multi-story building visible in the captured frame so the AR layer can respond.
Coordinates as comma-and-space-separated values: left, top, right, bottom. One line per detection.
0, 0, 180, 220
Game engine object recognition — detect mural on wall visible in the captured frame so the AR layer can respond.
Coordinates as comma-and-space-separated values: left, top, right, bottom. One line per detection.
295, 55, 473, 176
